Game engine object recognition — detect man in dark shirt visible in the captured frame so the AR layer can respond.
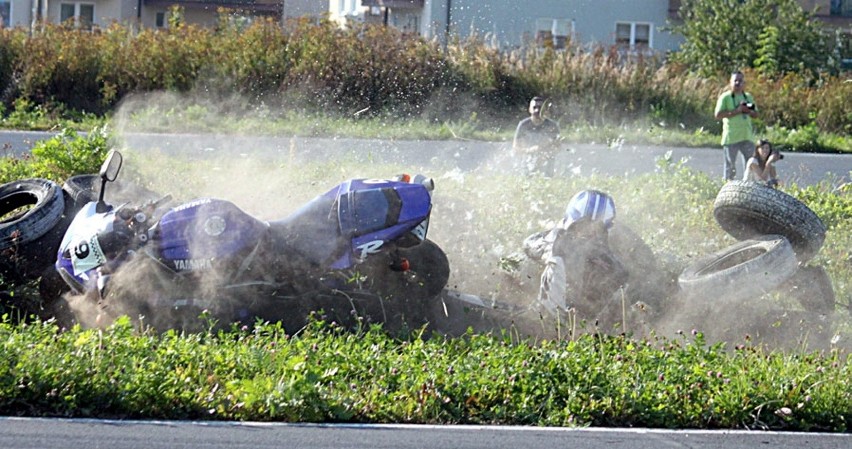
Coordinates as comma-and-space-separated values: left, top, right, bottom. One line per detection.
513, 96, 561, 177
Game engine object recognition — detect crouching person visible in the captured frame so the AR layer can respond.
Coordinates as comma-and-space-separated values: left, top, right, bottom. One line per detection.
523, 190, 628, 319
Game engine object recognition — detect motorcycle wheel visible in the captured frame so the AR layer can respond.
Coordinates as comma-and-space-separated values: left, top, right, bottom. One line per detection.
372, 239, 450, 301
0, 178, 66, 282
678, 235, 798, 304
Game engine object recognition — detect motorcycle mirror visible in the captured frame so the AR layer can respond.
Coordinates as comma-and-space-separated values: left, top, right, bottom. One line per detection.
96, 150, 123, 212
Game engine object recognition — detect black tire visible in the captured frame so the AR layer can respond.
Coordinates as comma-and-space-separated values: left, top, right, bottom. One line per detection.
64, 174, 161, 211
0, 179, 66, 280
714, 180, 826, 262
678, 235, 798, 303
371, 240, 451, 301
62, 174, 99, 211
778, 265, 836, 315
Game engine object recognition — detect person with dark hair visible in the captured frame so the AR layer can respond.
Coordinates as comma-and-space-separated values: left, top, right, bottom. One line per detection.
513, 96, 561, 177
744, 139, 781, 188
714, 71, 758, 180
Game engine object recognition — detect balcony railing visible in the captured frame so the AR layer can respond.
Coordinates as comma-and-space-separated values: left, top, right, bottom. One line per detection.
143, 0, 281, 13
361, 0, 424, 8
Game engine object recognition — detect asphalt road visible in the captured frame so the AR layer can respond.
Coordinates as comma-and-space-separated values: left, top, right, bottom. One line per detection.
0, 418, 849, 449
2, 130, 850, 188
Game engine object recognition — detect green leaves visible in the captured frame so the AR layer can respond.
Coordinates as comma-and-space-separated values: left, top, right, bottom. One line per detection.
28, 126, 111, 181
0, 316, 849, 430
671, 0, 831, 77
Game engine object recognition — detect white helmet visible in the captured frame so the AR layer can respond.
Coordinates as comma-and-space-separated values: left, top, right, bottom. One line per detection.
562, 190, 616, 230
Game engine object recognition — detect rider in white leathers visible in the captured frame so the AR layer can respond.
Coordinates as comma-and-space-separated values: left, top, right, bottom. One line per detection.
522, 190, 627, 316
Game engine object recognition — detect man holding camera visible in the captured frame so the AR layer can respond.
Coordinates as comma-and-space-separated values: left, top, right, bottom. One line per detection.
714, 71, 759, 180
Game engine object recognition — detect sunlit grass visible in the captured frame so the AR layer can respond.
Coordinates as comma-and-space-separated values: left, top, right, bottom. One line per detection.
0, 127, 850, 430
0, 316, 848, 430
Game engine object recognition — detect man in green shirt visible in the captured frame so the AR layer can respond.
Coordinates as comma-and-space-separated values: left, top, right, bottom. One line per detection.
714, 71, 759, 180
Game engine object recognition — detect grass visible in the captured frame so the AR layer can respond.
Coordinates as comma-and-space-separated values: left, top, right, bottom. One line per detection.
0, 316, 848, 431
0, 127, 850, 431
2, 101, 851, 153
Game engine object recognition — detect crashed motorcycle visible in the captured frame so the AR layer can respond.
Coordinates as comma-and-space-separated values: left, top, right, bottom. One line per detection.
54, 150, 450, 330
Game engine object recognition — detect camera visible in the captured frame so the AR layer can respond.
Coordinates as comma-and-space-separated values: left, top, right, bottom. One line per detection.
740, 101, 755, 111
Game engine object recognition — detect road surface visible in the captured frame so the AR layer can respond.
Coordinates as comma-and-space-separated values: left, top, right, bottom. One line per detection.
0, 417, 849, 449
2, 130, 850, 188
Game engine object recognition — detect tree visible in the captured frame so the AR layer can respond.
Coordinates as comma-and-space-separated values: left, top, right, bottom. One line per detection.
669, 0, 830, 77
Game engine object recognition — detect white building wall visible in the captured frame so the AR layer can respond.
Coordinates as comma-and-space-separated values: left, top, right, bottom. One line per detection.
328, 0, 363, 25
5, 0, 34, 27
426, 0, 683, 53
283, 0, 326, 20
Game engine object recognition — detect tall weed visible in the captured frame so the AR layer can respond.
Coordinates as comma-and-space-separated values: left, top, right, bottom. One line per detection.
0, 22, 848, 138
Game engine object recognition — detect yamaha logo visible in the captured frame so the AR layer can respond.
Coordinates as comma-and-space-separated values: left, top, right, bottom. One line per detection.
203, 216, 226, 236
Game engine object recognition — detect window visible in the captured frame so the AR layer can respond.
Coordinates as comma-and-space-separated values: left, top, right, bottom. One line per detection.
155, 11, 165, 28
390, 12, 419, 33
615, 22, 652, 49
60, 2, 95, 30
831, 0, 852, 16
536, 18, 573, 49
0, 0, 10, 28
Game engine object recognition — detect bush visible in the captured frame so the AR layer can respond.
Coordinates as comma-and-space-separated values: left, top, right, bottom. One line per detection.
0, 20, 848, 138
0, 126, 111, 184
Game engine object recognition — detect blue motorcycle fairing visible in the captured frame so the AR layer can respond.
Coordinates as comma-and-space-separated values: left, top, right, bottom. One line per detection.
336, 179, 431, 236
152, 198, 268, 270
330, 178, 432, 269
55, 201, 116, 292
267, 178, 432, 271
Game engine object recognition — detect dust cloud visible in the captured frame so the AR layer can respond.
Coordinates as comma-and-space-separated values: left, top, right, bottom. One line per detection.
52, 90, 843, 353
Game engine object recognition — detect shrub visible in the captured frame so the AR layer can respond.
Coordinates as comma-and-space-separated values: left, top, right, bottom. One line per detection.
0, 20, 848, 139
0, 126, 111, 184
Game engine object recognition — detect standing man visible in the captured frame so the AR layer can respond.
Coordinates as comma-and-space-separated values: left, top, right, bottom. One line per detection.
513, 96, 561, 177
714, 71, 758, 180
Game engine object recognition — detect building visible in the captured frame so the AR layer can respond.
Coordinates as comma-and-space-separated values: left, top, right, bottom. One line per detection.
1, 0, 287, 30
1, 0, 849, 56
343, 0, 683, 53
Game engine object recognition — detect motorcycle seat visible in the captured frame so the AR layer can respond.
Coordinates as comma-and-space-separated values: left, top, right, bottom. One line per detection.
266, 196, 348, 268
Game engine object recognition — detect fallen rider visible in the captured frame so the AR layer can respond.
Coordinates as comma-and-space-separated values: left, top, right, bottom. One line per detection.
523, 190, 629, 318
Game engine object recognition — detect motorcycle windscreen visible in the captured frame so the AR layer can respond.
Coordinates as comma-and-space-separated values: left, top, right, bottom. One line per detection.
154, 198, 268, 264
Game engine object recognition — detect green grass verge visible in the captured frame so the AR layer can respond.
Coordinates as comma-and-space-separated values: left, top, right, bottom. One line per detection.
1, 105, 850, 153
0, 128, 850, 430
0, 316, 849, 431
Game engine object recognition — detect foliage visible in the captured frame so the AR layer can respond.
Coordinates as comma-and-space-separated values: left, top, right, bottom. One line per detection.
0, 317, 848, 431
0, 18, 849, 140
0, 139, 850, 429
0, 126, 110, 184
670, 0, 831, 77
0, 28, 24, 107
744, 70, 852, 139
